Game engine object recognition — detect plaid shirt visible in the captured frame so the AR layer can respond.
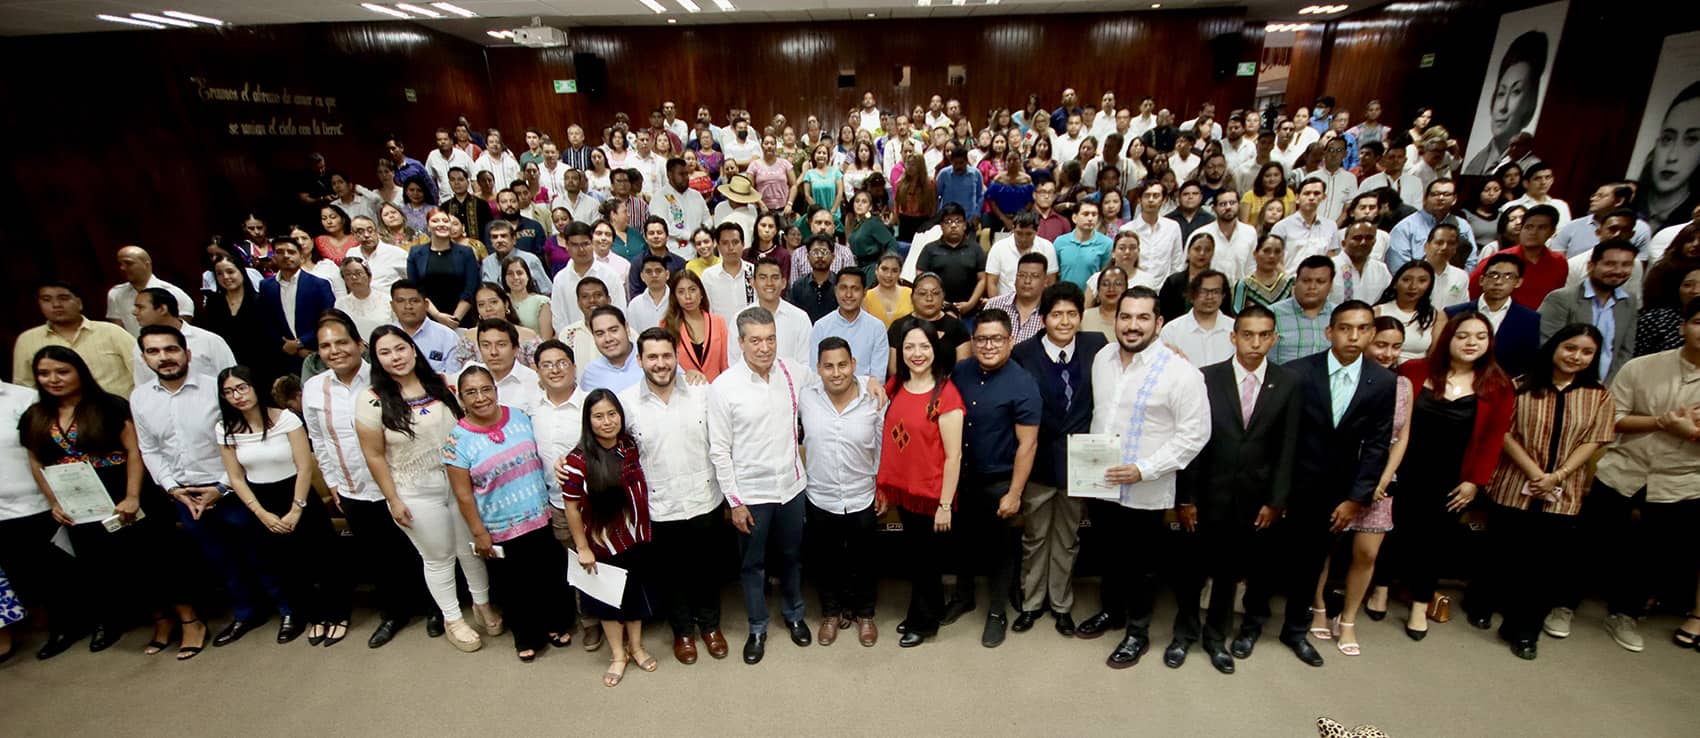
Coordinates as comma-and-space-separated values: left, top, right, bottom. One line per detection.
983, 294, 1044, 344
1269, 297, 1335, 365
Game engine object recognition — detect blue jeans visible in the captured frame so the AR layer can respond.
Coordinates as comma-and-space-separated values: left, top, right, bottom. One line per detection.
738, 495, 806, 634
176, 492, 288, 620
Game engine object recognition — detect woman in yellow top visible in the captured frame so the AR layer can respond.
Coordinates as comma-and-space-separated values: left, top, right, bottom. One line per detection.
683, 227, 719, 276
1239, 162, 1296, 225
863, 253, 913, 328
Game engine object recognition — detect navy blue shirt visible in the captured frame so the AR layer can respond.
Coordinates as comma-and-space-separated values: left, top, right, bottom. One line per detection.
485, 215, 548, 260
951, 357, 1042, 477
787, 273, 837, 323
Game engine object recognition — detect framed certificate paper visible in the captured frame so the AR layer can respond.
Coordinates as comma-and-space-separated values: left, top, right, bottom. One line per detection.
42, 462, 116, 525
1067, 434, 1122, 500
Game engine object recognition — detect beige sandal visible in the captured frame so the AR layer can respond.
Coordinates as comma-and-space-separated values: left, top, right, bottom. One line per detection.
473, 605, 504, 637
604, 657, 629, 687
445, 619, 484, 653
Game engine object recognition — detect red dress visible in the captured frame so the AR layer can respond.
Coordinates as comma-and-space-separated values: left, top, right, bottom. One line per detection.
876, 380, 965, 515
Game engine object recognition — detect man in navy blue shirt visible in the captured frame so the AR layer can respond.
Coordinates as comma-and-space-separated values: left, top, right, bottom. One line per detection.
787, 236, 839, 322
936, 148, 985, 220
384, 134, 435, 201
941, 310, 1041, 648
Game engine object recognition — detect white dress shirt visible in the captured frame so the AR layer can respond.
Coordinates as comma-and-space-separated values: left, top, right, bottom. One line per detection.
626, 288, 671, 335
0, 383, 49, 519
553, 190, 603, 225
1053, 132, 1087, 163
620, 381, 723, 522
1502, 194, 1573, 230
1270, 212, 1339, 273
1088, 343, 1210, 510
1159, 311, 1234, 368
733, 301, 814, 368
1167, 152, 1200, 182
723, 136, 762, 166
107, 276, 196, 336
707, 358, 817, 507
130, 374, 228, 490
986, 236, 1059, 296
1330, 253, 1394, 305
1316, 167, 1358, 225
1129, 113, 1157, 142
1222, 137, 1258, 176
475, 150, 521, 192
301, 363, 381, 502
1200, 219, 1259, 283
1119, 215, 1185, 283
701, 260, 756, 317
277, 270, 302, 337
454, 362, 542, 415
347, 242, 410, 296
549, 260, 629, 328
1271, 142, 1303, 173
425, 148, 475, 203
132, 322, 235, 388
538, 163, 569, 201
1646, 221, 1689, 265
1432, 263, 1471, 309
1359, 171, 1424, 209
799, 383, 881, 514
1476, 297, 1512, 333
528, 388, 587, 506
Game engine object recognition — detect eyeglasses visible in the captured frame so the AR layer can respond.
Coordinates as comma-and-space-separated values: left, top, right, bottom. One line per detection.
220, 383, 253, 398
1195, 287, 1225, 297
971, 335, 1010, 346
538, 360, 573, 371
1482, 272, 1520, 282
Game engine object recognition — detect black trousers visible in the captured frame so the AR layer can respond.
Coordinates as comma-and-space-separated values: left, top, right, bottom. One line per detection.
1586, 482, 1700, 618
1088, 501, 1167, 638
807, 500, 877, 619
484, 527, 575, 653
1482, 503, 1581, 643
1171, 516, 1257, 648
653, 508, 725, 637
65, 511, 178, 628
950, 477, 1020, 617
0, 512, 88, 631
339, 495, 429, 622
1242, 507, 1337, 642
247, 478, 351, 623
900, 508, 947, 635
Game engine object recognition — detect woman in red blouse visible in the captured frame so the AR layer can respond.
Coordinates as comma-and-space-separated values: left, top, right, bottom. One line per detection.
877, 319, 965, 648
1389, 311, 1516, 640
559, 389, 659, 687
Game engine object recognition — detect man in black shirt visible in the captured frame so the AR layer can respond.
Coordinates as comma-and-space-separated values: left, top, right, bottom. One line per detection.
786, 236, 837, 322
915, 203, 988, 315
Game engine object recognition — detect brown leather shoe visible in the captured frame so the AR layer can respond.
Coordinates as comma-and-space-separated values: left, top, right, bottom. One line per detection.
701, 629, 729, 659
673, 635, 698, 664
857, 617, 878, 647
817, 617, 840, 646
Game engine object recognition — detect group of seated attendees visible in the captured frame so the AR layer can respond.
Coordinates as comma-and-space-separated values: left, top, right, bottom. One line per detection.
5, 89, 1700, 685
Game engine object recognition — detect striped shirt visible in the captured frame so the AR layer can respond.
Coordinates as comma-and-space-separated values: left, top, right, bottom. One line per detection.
1486, 385, 1615, 516
559, 436, 653, 557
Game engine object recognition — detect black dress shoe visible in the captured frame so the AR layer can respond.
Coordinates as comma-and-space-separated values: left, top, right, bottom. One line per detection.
89, 624, 123, 652
277, 615, 305, 644
785, 619, 812, 647
1206, 646, 1236, 674
743, 633, 767, 664
1075, 611, 1124, 640
1468, 612, 1494, 630
425, 612, 445, 638
1163, 640, 1190, 668
981, 613, 1008, 648
36, 631, 84, 660
1283, 637, 1325, 667
1011, 610, 1043, 633
895, 619, 911, 635
368, 618, 407, 649
1230, 629, 1260, 659
1510, 640, 1537, 660
940, 597, 975, 626
1106, 634, 1149, 669
898, 631, 927, 648
1054, 611, 1076, 637
214, 617, 269, 648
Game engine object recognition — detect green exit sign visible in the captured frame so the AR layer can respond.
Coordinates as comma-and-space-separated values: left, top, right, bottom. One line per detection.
1235, 62, 1257, 77
553, 79, 577, 94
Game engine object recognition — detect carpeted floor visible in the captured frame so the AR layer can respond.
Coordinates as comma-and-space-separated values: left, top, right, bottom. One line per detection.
0, 583, 1694, 737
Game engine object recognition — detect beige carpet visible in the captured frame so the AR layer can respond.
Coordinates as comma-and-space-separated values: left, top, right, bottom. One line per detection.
1, 584, 1694, 737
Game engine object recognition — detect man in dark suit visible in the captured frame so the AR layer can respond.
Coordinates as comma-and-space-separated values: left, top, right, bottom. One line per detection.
1446, 251, 1542, 378
258, 236, 336, 375
1235, 299, 1394, 667
1171, 304, 1300, 674
1008, 283, 1107, 637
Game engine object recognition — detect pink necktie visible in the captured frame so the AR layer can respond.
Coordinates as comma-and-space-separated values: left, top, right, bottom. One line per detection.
1240, 372, 1257, 428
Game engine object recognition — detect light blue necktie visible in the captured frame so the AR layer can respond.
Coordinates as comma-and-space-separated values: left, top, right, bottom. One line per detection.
1330, 367, 1353, 427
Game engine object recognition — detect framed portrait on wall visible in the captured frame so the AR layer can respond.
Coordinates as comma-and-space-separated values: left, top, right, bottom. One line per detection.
1461, 1, 1568, 176
1624, 30, 1700, 231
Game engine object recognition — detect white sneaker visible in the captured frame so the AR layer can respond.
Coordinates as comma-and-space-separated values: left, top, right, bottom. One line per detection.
1604, 613, 1644, 652
1542, 607, 1574, 638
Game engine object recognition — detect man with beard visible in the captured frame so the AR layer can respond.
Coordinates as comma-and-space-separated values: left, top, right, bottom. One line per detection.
486, 188, 548, 259
129, 288, 234, 388
1538, 239, 1639, 381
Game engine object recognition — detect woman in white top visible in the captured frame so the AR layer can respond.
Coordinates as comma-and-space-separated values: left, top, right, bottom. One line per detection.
1086, 231, 1161, 306
355, 326, 495, 653
585, 149, 613, 199
335, 257, 395, 340
292, 226, 347, 299
1374, 260, 1447, 363
216, 366, 350, 647
842, 140, 879, 196
370, 158, 406, 210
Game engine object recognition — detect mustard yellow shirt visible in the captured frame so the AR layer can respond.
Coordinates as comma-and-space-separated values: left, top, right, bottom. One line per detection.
863, 286, 913, 329
13, 318, 137, 397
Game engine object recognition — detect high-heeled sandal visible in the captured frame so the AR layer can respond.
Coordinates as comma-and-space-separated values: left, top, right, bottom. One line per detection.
1333, 619, 1360, 656
1308, 607, 1334, 640
177, 618, 206, 661
143, 617, 179, 656
473, 606, 504, 637
548, 632, 573, 648
1673, 613, 1700, 649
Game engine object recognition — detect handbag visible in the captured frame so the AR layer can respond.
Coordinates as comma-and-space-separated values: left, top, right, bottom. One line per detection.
1426, 594, 1452, 623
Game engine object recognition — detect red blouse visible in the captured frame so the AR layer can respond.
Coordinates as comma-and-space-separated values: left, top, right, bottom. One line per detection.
876, 380, 965, 515
1397, 360, 1517, 487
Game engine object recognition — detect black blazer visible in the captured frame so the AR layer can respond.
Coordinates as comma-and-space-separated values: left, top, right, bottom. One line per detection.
1011, 332, 1107, 489
1178, 359, 1301, 525
1289, 351, 1396, 512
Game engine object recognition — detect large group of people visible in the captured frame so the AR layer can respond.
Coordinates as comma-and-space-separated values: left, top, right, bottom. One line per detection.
5, 88, 1700, 685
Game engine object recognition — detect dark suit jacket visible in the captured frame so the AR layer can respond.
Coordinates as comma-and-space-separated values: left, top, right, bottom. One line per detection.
1178, 359, 1301, 525
1445, 301, 1541, 379
1289, 351, 1396, 512
1011, 332, 1108, 489
258, 270, 336, 355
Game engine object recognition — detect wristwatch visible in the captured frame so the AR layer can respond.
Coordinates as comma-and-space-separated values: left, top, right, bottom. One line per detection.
938, 502, 953, 512
294, 498, 309, 509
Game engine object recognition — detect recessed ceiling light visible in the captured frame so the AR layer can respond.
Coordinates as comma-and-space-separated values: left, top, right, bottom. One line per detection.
951, 0, 967, 6
639, 0, 667, 13
866, 12, 876, 17
161, 10, 225, 25
130, 13, 198, 28
1151, 3, 1162, 7
97, 14, 166, 29
985, 0, 1000, 5
667, 17, 678, 23
394, 3, 441, 17
916, 0, 932, 7
431, 3, 478, 17
362, 3, 412, 18
677, 0, 701, 12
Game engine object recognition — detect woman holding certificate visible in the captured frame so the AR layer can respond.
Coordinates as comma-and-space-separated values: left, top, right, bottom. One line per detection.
215, 366, 351, 647
876, 319, 965, 649
20, 346, 208, 660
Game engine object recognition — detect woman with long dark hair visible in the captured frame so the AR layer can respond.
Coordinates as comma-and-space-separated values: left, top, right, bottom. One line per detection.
1637, 224, 1700, 356
447, 366, 576, 662
560, 389, 660, 686
21, 347, 207, 659
1495, 162, 1525, 201
1241, 162, 1294, 225
878, 320, 965, 647
315, 205, 357, 265
743, 211, 790, 279
1375, 259, 1445, 363
215, 365, 349, 647
354, 326, 494, 653
1388, 311, 1517, 640
895, 152, 937, 241
661, 269, 730, 381
1478, 325, 1615, 659
1464, 178, 1507, 248
200, 253, 281, 386
454, 283, 542, 369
